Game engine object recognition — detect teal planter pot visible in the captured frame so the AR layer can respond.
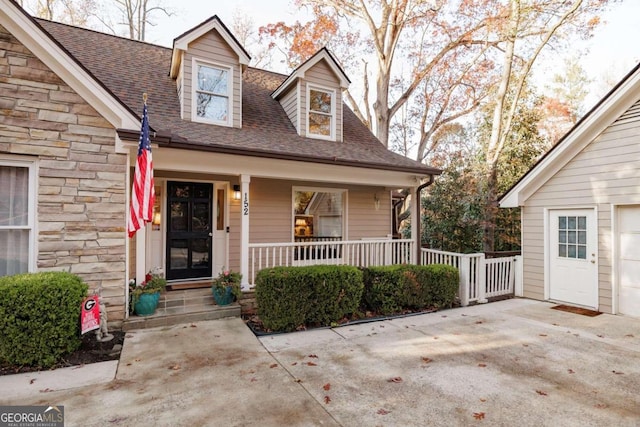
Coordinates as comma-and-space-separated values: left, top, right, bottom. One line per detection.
134, 292, 160, 316
212, 286, 234, 306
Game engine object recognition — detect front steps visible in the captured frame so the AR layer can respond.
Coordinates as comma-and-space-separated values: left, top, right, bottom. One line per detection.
123, 288, 241, 331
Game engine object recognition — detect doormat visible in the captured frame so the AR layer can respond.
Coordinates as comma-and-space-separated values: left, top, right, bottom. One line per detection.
166, 281, 211, 291
551, 304, 602, 317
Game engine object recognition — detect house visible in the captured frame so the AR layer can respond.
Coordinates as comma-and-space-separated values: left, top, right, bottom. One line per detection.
0, 0, 439, 325
500, 62, 640, 317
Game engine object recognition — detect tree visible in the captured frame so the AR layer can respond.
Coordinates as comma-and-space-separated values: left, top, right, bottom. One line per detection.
21, 0, 95, 26
92, 0, 173, 41
262, 0, 505, 158
481, 0, 610, 252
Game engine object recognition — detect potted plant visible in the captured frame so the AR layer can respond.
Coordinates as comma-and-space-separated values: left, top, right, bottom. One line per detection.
212, 269, 242, 306
130, 271, 167, 316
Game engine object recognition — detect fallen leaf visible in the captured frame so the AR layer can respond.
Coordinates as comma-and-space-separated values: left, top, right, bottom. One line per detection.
441, 315, 447, 318
568, 369, 575, 374
308, 354, 318, 358
291, 362, 298, 366
536, 390, 548, 396
29, 379, 36, 384
294, 378, 302, 383
387, 377, 403, 383
522, 344, 529, 347
473, 412, 485, 420
126, 363, 132, 366
134, 358, 141, 362
39, 388, 53, 393
594, 403, 608, 409
612, 370, 624, 375
422, 357, 433, 364
269, 363, 278, 369
461, 314, 467, 317
377, 409, 390, 415
475, 321, 483, 324
624, 334, 634, 338
324, 395, 331, 404
323, 383, 331, 391
479, 398, 487, 402
597, 334, 604, 338
169, 364, 181, 370
433, 336, 439, 340
306, 362, 317, 366
250, 378, 257, 382
539, 334, 547, 337
478, 363, 487, 368
190, 324, 197, 328
552, 323, 559, 326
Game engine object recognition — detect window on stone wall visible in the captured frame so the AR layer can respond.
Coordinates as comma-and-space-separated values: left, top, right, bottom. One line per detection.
0, 158, 35, 276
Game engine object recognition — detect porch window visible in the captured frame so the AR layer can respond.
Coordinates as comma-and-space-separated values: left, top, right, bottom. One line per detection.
293, 188, 344, 242
0, 158, 35, 276
307, 86, 335, 140
194, 60, 231, 126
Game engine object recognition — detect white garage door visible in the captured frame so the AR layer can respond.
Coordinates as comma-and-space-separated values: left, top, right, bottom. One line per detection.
618, 205, 640, 317
549, 209, 598, 308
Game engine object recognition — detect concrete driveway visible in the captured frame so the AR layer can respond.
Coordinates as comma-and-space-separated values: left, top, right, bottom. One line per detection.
2, 299, 639, 426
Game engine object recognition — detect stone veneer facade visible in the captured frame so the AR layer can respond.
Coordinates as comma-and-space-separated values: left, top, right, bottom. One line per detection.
0, 24, 128, 325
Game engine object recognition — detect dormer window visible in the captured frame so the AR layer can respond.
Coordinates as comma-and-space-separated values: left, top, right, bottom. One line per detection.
193, 60, 233, 126
307, 86, 335, 140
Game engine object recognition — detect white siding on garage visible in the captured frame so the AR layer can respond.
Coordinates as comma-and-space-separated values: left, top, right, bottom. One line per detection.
521, 98, 640, 313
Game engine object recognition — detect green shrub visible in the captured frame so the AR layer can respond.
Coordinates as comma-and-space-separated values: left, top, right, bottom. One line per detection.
363, 264, 459, 314
0, 272, 88, 368
255, 265, 363, 332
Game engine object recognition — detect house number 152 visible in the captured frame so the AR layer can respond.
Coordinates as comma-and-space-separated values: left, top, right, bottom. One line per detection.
243, 193, 249, 216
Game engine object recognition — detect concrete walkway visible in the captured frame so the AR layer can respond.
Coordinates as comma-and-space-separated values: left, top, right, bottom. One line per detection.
2, 299, 640, 426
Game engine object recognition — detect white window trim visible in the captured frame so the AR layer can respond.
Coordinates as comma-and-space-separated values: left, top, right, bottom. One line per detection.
0, 155, 37, 274
306, 84, 336, 141
292, 186, 347, 241
191, 58, 233, 127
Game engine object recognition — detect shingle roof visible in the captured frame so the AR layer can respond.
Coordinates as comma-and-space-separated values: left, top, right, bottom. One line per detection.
36, 18, 439, 175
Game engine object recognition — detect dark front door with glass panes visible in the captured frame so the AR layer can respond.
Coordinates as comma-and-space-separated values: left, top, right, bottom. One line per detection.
166, 182, 213, 280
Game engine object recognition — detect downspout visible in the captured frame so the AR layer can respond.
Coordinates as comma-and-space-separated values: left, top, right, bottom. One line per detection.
415, 174, 436, 265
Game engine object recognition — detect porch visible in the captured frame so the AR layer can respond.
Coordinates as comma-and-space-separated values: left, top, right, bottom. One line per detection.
247, 239, 521, 306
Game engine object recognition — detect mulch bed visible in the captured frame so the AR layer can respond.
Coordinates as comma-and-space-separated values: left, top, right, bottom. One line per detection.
244, 306, 442, 336
0, 331, 125, 376
551, 304, 601, 317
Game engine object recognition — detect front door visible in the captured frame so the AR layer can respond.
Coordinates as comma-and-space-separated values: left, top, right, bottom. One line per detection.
549, 209, 598, 308
618, 205, 640, 317
166, 181, 213, 280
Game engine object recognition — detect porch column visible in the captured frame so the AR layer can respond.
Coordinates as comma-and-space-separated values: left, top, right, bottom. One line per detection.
240, 174, 251, 290
411, 186, 420, 265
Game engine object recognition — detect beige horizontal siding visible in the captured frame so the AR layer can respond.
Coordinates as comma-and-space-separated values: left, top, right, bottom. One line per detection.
522, 100, 640, 313
183, 29, 242, 127
280, 85, 299, 134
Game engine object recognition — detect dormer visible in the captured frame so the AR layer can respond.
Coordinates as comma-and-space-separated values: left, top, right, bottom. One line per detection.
272, 48, 350, 142
169, 16, 250, 128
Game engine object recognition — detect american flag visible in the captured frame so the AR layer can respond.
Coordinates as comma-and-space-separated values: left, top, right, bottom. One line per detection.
128, 99, 155, 238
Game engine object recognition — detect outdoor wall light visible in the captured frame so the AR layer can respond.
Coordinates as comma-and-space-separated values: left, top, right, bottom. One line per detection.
152, 212, 161, 225
233, 185, 241, 200
295, 218, 307, 226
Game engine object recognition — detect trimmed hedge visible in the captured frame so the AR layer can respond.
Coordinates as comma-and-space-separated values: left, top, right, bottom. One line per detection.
255, 265, 363, 332
362, 264, 458, 315
0, 272, 88, 368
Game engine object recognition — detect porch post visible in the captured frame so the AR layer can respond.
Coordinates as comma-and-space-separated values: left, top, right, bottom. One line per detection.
411, 186, 419, 264
240, 174, 251, 291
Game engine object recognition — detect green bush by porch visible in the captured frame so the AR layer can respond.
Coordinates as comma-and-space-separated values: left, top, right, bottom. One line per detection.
255, 265, 363, 332
362, 264, 458, 315
0, 272, 88, 368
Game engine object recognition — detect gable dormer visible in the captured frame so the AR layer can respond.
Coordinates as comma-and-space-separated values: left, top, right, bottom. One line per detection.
169, 16, 250, 128
272, 48, 350, 142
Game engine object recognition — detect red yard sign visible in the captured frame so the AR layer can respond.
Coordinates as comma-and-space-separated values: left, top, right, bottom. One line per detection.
81, 295, 100, 335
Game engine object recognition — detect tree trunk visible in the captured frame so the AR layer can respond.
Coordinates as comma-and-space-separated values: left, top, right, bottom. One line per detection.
483, 165, 499, 253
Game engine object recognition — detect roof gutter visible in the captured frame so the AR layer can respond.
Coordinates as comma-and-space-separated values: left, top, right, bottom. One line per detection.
416, 174, 436, 264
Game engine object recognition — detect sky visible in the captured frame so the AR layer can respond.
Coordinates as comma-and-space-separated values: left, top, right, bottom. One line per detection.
145, 0, 640, 110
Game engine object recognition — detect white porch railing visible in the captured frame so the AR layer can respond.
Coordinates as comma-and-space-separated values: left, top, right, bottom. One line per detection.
421, 248, 521, 306
248, 239, 414, 284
